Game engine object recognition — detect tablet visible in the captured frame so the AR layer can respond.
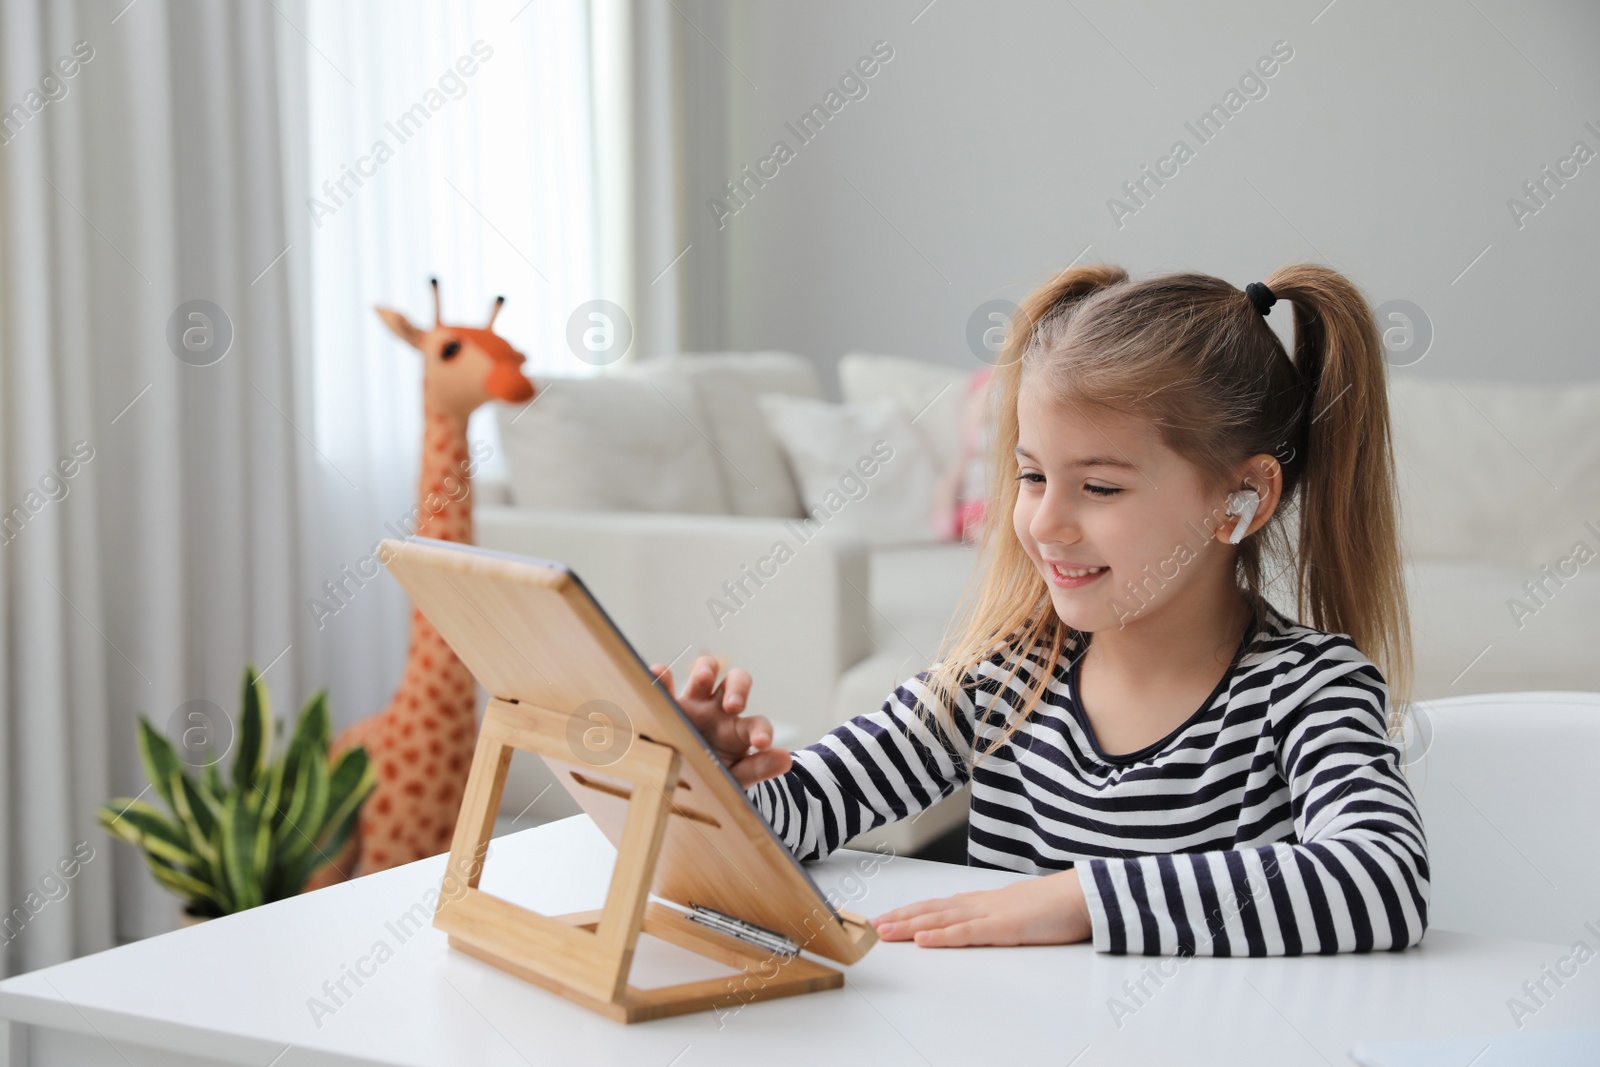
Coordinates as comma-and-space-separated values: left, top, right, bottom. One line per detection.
379, 535, 876, 970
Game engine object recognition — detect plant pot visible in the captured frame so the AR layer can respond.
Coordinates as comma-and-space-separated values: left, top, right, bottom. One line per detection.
178, 905, 214, 928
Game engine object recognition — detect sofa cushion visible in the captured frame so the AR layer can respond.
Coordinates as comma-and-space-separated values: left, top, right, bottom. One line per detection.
861, 540, 983, 658
1390, 376, 1600, 567
758, 394, 942, 545
630, 352, 820, 519
495, 374, 727, 514
1405, 559, 1600, 701
839, 352, 969, 471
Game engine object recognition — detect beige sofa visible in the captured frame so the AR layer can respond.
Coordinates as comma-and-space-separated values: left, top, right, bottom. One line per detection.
476, 353, 1600, 855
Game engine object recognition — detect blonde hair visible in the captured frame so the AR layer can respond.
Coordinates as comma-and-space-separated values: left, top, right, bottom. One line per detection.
924, 264, 1412, 768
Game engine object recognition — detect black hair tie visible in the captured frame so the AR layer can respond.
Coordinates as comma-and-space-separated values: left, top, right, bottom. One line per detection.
1245, 281, 1277, 317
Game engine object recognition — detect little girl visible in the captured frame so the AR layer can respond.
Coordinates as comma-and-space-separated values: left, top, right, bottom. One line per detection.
651, 263, 1427, 957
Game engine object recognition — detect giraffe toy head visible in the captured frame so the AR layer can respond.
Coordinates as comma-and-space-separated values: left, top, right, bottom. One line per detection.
375, 277, 537, 419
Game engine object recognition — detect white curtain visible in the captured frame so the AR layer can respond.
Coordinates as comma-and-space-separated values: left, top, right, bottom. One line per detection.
287, 0, 605, 733
0, 0, 622, 971
0, 0, 308, 966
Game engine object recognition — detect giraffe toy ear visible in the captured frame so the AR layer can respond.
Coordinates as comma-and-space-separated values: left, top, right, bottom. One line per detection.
375, 306, 425, 349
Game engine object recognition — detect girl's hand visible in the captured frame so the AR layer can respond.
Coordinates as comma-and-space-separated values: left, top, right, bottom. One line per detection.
869, 867, 1093, 947
649, 655, 793, 788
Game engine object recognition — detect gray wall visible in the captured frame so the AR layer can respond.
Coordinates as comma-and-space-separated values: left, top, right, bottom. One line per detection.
673, 0, 1599, 389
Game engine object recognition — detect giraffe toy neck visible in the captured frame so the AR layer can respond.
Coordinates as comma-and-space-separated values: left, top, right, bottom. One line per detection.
414, 406, 477, 545
393, 406, 480, 733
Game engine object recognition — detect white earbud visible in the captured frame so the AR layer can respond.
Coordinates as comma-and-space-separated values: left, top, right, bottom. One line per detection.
1225, 489, 1261, 545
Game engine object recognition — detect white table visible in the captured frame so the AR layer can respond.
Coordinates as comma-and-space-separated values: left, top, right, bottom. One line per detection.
3, 815, 1596, 1066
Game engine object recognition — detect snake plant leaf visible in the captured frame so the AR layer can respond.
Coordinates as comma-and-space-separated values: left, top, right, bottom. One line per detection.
288, 804, 362, 896
233, 665, 271, 794
135, 717, 189, 816
144, 852, 228, 914
201, 760, 223, 798
251, 801, 273, 885
281, 690, 331, 798
241, 770, 272, 832
322, 746, 377, 845
262, 774, 309, 901
168, 770, 219, 868
264, 758, 307, 876
255, 748, 286, 834
96, 799, 153, 849
207, 819, 227, 906
97, 799, 199, 870
191, 770, 226, 822
319, 804, 363, 860
278, 745, 374, 898
97, 801, 219, 899
274, 752, 330, 873
220, 792, 269, 912
236, 793, 272, 908
270, 747, 317, 855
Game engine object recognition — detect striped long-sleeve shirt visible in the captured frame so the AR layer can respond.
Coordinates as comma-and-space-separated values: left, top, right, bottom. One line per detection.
745, 604, 1429, 956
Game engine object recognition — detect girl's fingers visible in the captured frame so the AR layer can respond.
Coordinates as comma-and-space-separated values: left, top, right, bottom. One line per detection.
685, 654, 721, 701
655, 655, 744, 714
721, 667, 752, 713
913, 918, 988, 948
872, 895, 962, 926
640, 660, 784, 785
737, 713, 774, 750
679, 658, 703, 701
730, 746, 792, 787
875, 908, 967, 941
643, 657, 765, 763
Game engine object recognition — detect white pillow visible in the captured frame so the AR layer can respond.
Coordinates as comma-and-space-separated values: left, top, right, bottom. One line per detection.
631, 352, 819, 518
757, 395, 941, 545
495, 375, 728, 514
838, 352, 968, 471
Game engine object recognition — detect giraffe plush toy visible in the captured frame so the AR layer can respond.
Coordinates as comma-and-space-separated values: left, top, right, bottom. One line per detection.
305, 279, 536, 890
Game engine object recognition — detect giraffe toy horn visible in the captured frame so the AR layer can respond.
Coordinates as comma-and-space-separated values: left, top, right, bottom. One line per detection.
486, 295, 506, 330
430, 276, 442, 327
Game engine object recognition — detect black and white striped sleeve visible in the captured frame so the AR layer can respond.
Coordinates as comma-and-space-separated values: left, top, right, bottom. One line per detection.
1078, 657, 1430, 956
745, 669, 975, 863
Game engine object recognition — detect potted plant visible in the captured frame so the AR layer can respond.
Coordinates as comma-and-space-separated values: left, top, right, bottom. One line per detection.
97, 665, 376, 923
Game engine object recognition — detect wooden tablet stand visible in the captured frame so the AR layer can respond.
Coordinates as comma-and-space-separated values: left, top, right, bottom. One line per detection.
380, 537, 876, 1024
433, 696, 865, 1023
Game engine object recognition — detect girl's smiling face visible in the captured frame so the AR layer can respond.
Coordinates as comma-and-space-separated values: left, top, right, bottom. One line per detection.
1012, 386, 1239, 633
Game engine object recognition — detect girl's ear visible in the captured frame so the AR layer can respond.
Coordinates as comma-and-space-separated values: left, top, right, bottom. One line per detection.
1214, 453, 1285, 544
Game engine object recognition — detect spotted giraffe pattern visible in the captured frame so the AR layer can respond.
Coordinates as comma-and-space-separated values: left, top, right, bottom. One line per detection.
304, 413, 482, 887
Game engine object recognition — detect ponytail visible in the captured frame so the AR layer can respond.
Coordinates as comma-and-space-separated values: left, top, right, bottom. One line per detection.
1265, 265, 1412, 720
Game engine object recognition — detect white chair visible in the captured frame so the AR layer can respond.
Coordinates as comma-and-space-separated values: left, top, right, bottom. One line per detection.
1405, 691, 1600, 946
